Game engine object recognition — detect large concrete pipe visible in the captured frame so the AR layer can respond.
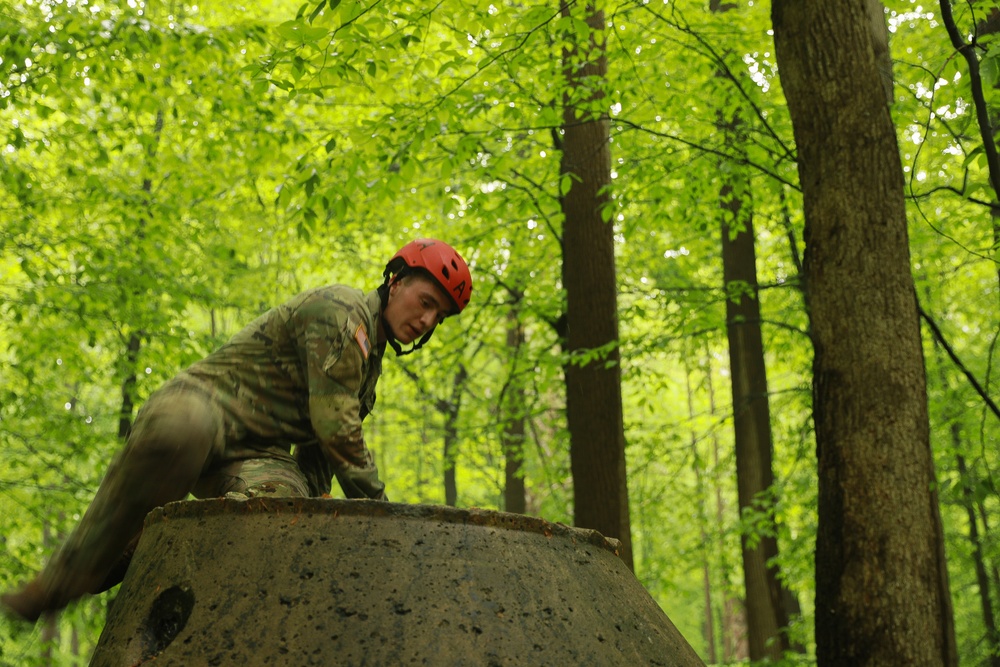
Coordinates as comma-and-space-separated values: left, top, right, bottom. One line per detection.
91, 498, 704, 666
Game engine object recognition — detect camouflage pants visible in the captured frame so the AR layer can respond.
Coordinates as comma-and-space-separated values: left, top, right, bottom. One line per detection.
36, 380, 310, 611
196, 457, 311, 500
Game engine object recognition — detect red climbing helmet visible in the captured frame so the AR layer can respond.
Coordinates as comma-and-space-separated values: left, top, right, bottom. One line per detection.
384, 239, 473, 314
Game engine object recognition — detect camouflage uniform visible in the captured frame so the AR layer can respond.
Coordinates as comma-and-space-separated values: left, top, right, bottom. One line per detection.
35, 285, 386, 611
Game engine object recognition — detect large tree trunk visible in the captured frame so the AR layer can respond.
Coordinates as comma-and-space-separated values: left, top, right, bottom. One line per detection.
559, 0, 633, 569
772, 2, 957, 666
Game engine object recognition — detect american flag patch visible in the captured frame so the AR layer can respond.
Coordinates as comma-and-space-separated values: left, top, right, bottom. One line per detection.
354, 322, 371, 360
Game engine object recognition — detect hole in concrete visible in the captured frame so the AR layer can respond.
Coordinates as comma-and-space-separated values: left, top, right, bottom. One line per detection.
140, 585, 195, 660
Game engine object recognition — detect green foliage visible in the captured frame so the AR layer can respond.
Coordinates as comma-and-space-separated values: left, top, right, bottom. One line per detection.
2, 0, 999, 664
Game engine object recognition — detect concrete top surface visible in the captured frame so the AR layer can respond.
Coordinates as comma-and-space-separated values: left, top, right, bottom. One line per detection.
92, 498, 704, 667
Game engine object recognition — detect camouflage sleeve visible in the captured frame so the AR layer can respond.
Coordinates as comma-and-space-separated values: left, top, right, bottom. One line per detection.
294, 443, 335, 497
296, 293, 386, 500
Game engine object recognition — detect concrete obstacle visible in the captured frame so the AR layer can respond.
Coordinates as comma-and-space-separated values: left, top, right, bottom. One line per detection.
91, 498, 705, 666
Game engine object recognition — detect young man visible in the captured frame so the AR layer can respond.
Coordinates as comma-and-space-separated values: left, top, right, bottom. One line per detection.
1, 238, 473, 622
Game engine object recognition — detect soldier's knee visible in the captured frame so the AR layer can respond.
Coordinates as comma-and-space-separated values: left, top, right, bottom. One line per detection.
129, 388, 219, 464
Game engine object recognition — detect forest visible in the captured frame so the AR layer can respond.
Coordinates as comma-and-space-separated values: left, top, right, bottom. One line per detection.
1, 0, 998, 665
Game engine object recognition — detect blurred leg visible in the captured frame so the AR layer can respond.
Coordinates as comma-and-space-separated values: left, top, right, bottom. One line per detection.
2, 382, 222, 620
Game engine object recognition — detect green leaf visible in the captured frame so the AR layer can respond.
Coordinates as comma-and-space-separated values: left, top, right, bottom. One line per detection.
308, 0, 327, 23
961, 145, 984, 170
440, 157, 454, 180
559, 172, 573, 197
276, 183, 292, 209
276, 20, 328, 43
599, 201, 613, 223
304, 170, 319, 197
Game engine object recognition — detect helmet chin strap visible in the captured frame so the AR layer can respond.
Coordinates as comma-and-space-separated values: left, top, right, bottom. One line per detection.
385, 327, 435, 357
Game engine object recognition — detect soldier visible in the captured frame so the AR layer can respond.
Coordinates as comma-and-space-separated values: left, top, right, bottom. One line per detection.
1, 238, 473, 622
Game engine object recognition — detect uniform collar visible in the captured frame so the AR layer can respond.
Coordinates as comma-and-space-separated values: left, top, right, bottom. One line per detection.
366, 288, 383, 318
365, 288, 387, 356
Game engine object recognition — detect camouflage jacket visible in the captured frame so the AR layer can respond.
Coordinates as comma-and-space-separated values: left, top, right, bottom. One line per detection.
179, 285, 387, 500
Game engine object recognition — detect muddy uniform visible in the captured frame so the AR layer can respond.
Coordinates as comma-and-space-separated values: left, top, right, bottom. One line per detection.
36, 285, 387, 611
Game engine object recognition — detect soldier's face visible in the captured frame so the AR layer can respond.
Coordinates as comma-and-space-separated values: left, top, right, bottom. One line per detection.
385, 274, 452, 344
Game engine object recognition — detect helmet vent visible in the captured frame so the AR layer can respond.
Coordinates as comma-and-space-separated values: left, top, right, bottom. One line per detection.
441, 266, 450, 279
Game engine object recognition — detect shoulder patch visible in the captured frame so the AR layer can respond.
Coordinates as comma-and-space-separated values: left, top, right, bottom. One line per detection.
353, 322, 371, 360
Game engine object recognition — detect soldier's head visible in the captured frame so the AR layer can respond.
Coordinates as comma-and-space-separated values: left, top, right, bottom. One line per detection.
380, 239, 473, 355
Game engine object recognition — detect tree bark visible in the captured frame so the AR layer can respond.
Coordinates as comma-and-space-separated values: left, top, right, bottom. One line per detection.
559, 0, 633, 569
709, 0, 801, 648
118, 108, 163, 438
441, 364, 468, 507
118, 332, 142, 440
772, 2, 958, 665
502, 307, 527, 514
722, 200, 795, 659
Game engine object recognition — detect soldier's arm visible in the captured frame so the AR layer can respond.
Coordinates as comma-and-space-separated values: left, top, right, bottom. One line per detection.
295, 293, 387, 500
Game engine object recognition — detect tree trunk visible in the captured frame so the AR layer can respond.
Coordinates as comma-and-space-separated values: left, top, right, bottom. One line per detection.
684, 362, 716, 663
118, 332, 142, 439
441, 364, 468, 507
722, 199, 795, 659
710, 0, 800, 650
772, 2, 958, 665
702, 351, 748, 661
978, 501, 1000, 610
928, 319, 1000, 664
559, 0, 633, 569
502, 306, 527, 514
118, 108, 163, 438
957, 452, 1000, 666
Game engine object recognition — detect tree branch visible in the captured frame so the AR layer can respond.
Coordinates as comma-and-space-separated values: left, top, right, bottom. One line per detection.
919, 303, 1000, 422
613, 117, 799, 190
938, 0, 1000, 203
